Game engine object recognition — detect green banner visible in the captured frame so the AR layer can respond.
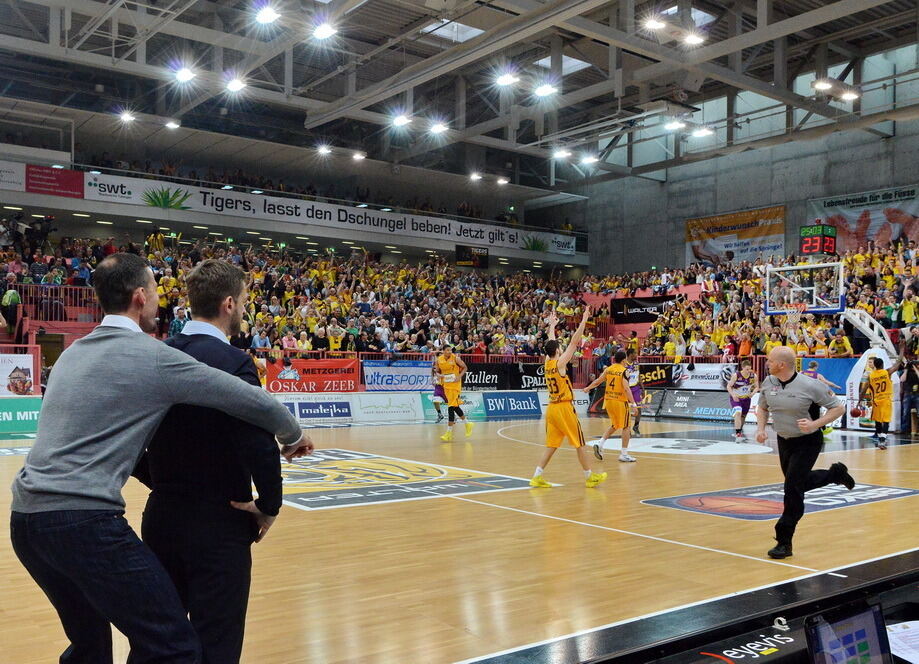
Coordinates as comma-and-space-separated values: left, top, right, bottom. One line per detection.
421, 392, 487, 421
0, 397, 41, 434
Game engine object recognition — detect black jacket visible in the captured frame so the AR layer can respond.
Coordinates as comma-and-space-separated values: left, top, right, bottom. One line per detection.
133, 333, 283, 515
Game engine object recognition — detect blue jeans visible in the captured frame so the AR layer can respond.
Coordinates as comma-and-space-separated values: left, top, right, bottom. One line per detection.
10, 510, 200, 664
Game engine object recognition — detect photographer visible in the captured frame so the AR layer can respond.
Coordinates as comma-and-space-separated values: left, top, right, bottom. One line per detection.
901, 360, 919, 434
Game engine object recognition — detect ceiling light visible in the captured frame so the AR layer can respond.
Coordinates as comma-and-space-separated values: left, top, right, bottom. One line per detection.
390, 250, 402, 254
684, 33, 704, 45
89, 170, 101, 175
317, 145, 332, 155
158, 227, 170, 230
255, 5, 280, 24
193, 225, 208, 229
208, 232, 223, 236
496, 73, 519, 86
385, 245, 397, 249
430, 122, 448, 134
246, 231, 261, 235
644, 17, 666, 30
119, 111, 135, 123
813, 79, 833, 91
259, 237, 271, 241
534, 83, 558, 97
356, 203, 368, 208
522, 269, 531, 273
296, 236, 309, 239
469, 172, 482, 181
392, 114, 411, 127
313, 22, 337, 39
251, 189, 263, 194
306, 241, 319, 245
553, 149, 572, 159
51, 164, 64, 169
165, 120, 181, 129
692, 126, 714, 137
381, 207, 392, 212
342, 240, 354, 244
664, 119, 686, 131
135, 219, 153, 224
580, 155, 598, 165
564, 264, 573, 268
73, 213, 90, 217
221, 185, 233, 190
31, 214, 45, 218
497, 177, 509, 185
3, 206, 22, 210
352, 151, 366, 160
175, 67, 195, 83
841, 91, 860, 101
226, 78, 246, 92
96, 220, 113, 225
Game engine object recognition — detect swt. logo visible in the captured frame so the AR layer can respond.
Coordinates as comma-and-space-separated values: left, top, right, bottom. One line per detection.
700, 633, 794, 660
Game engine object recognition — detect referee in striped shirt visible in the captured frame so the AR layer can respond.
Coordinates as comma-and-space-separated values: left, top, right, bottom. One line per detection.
756, 347, 852, 559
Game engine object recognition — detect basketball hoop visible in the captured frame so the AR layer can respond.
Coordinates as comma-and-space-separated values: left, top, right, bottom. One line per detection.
785, 303, 807, 328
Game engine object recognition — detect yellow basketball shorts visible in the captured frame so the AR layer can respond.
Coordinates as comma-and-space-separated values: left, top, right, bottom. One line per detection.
871, 401, 892, 424
604, 400, 631, 431
545, 402, 585, 449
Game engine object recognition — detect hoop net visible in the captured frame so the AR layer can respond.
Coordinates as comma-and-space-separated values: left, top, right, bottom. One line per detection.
784, 303, 807, 328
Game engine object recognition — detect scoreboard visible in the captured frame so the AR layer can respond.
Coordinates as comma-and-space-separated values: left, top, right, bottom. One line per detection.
799, 224, 837, 256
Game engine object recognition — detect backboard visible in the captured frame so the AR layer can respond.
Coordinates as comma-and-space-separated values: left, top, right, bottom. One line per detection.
765, 262, 845, 316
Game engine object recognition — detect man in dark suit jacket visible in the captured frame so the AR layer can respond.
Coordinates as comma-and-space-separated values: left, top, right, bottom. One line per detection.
134, 259, 311, 664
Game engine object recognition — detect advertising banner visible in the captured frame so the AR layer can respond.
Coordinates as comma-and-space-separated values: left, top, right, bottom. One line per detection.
638, 364, 674, 389
845, 348, 900, 432
685, 205, 785, 266
276, 393, 353, 425
671, 363, 735, 391
455, 244, 489, 268
659, 389, 735, 422
0, 396, 42, 434
421, 391, 486, 421
806, 184, 919, 252
26, 164, 83, 198
0, 160, 25, 191
82, 171, 574, 255
462, 362, 516, 391
0, 354, 36, 395
482, 391, 542, 418
265, 358, 359, 393
363, 360, 431, 392
350, 393, 424, 422
611, 297, 674, 324
518, 363, 545, 390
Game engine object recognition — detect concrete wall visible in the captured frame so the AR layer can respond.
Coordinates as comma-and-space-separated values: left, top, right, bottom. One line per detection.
582, 118, 919, 274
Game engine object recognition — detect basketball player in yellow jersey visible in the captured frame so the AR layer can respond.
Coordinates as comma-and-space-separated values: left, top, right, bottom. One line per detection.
582, 350, 638, 463
436, 346, 472, 441
861, 356, 901, 450
530, 308, 607, 489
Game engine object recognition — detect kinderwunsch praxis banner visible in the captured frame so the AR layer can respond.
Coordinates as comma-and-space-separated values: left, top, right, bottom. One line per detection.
685, 205, 785, 266
80, 171, 576, 255
806, 184, 919, 252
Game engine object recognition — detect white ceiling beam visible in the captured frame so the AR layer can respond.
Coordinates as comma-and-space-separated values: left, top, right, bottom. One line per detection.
302, 0, 613, 129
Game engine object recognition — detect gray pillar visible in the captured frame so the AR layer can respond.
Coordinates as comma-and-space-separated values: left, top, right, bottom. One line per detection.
455, 77, 466, 130
548, 34, 563, 135
773, 36, 787, 88
284, 48, 293, 96
726, 91, 736, 145
757, 0, 771, 28
49, 7, 61, 47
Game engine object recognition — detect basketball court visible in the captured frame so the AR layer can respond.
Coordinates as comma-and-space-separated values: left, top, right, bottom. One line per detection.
2, 416, 917, 663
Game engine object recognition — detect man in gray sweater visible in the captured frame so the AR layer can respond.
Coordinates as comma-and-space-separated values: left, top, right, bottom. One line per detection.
10, 253, 310, 664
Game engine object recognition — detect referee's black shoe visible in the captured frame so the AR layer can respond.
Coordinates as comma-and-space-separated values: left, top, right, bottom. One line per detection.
830, 462, 855, 490
768, 542, 793, 559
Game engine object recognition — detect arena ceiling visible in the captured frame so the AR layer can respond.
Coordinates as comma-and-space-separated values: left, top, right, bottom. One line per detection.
0, 0, 917, 191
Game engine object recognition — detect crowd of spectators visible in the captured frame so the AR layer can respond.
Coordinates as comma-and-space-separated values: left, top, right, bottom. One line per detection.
3, 221, 919, 364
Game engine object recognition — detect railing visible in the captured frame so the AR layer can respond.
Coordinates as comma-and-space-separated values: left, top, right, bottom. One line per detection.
73, 162, 588, 249
13, 284, 101, 322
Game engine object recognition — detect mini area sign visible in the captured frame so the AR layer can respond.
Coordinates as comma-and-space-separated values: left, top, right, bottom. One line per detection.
643, 482, 919, 521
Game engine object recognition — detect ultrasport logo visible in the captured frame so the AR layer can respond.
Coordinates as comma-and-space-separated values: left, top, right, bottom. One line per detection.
700, 633, 794, 660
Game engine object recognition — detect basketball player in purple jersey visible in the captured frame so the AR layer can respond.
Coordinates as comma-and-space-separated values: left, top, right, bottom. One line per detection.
802, 360, 841, 436
625, 349, 644, 437
431, 364, 446, 423
727, 359, 759, 441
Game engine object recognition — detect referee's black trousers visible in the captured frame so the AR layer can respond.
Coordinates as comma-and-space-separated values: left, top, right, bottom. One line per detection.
775, 431, 834, 544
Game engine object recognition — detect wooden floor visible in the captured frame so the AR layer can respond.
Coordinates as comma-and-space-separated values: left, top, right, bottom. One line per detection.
2, 417, 918, 664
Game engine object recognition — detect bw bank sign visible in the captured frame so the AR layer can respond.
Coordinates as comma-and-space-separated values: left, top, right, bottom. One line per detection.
483, 392, 542, 417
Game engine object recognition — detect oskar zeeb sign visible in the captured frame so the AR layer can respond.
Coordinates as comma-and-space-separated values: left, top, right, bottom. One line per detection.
81, 171, 575, 255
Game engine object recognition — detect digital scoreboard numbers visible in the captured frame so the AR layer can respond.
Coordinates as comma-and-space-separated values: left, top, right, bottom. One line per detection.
799, 224, 837, 255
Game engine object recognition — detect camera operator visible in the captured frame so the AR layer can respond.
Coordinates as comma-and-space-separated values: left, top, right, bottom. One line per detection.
2, 211, 25, 257
25, 215, 56, 259
901, 360, 919, 434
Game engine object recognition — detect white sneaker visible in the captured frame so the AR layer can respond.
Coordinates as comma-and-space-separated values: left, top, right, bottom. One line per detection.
618, 453, 637, 463
735, 433, 748, 442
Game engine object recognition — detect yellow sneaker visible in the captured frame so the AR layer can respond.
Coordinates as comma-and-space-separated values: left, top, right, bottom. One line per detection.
586, 472, 608, 488
464, 421, 474, 437
440, 429, 453, 442
529, 476, 552, 488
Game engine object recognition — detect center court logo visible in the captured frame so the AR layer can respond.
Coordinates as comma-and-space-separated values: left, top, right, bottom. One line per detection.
701, 633, 795, 661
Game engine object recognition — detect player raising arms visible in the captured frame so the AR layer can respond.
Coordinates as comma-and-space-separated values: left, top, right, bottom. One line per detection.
727, 359, 759, 442
436, 346, 472, 442
530, 308, 608, 489
582, 350, 639, 462
861, 356, 902, 450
